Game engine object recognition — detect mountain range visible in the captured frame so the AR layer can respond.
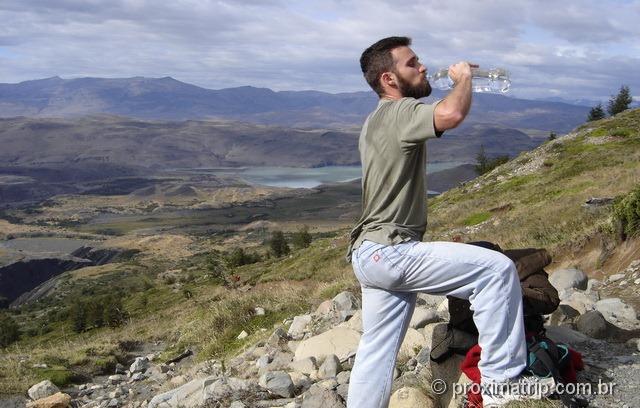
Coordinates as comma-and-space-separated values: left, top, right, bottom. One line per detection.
1, 76, 590, 132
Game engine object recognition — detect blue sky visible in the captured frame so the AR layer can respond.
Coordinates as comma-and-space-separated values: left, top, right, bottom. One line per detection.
1, 0, 639, 102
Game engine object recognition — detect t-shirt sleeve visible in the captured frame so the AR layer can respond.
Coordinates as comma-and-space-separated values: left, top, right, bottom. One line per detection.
396, 97, 444, 148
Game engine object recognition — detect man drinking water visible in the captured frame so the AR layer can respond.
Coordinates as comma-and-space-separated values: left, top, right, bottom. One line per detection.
346, 36, 549, 407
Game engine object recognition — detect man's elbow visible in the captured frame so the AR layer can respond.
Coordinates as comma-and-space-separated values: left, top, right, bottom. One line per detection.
435, 108, 465, 131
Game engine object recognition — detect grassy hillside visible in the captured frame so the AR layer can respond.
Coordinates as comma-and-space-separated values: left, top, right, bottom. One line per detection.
1, 109, 639, 394
428, 108, 640, 260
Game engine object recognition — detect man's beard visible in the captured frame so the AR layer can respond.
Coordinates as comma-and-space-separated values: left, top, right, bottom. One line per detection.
396, 72, 432, 99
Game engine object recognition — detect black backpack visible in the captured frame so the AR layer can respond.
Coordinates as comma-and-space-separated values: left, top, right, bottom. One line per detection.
525, 334, 588, 408
526, 334, 570, 380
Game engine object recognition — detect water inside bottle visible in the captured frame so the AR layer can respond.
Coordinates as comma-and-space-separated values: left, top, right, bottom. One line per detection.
430, 68, 454, 90
470, 69, 493, 93
489, 68, 511, 93
427, 67, 511, 93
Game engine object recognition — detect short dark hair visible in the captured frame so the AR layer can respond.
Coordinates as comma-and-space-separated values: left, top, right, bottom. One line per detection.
360, 36, 411, 96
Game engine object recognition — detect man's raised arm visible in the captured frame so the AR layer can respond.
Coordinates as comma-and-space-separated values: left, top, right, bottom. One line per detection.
433, 61, 476, 132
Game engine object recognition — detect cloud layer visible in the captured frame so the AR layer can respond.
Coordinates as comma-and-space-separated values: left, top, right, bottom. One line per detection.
1, 0, 639, 101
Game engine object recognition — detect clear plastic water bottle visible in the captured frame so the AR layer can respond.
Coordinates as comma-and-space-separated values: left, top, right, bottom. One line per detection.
428, 68, 511, 93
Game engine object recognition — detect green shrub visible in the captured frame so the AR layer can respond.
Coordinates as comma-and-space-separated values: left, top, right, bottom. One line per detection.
0, 313, 20, 347
475, 145, 509, 175
292, 226, 313, 250
226, 248, 262, 267
69, 295, 127, 333
36, 367, 76, 387
269, 230, 290, 257
613, 185, 640, 239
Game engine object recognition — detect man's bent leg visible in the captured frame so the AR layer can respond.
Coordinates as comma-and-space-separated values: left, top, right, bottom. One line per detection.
385, 241, 527, 383
347, 286, 416, 408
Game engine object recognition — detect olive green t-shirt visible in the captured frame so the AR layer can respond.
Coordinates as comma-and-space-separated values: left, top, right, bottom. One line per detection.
346, 97, 442, 262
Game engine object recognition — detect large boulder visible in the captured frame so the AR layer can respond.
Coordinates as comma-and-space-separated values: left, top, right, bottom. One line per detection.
332, 291, 360, 311
26, 392, 71, 408
288, 314, 313, 340
416, 294, 446, 309
595, 298, 638, 325
560, 289, 597, 314
148, 376, 241, 408
295, 327, 360, 362
130, 356, 150, 374
549, 304, 581, 326
576, 310, 608, 339
301, 384, 345, 408
337, 310, 362, 333
27, 380, 60, 401
409, 307, 440, 329
550, 268, 588, 291
332, 291, 360, 322
429, 355, 470, 408
389, 387, 436, 408
545, 326, 591, 346
289, 371, 313, 393
289, 357, 317, 375
318, 355, 342, 379
398, 328, 426, 362
259, 371, 295, 398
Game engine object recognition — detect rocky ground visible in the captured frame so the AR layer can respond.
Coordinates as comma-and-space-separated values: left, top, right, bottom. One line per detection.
10, 261, 640, 408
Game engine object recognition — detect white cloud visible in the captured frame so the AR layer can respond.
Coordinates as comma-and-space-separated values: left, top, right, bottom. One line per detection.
0, 0, 639, 101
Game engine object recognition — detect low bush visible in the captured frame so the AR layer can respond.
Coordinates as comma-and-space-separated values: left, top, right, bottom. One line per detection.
613, 185, 640, 239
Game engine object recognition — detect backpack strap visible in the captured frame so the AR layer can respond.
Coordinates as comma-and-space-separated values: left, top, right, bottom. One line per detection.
527, 338, 564, 381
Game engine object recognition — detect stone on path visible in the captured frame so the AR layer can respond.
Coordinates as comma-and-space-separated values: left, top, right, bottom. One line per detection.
389, 387, 435, 408
148, 376, 221, 408
27, 380, 60, 401
26, 392, 71, 408
595, 298, 638, 324
288, 314, 313, 340
289, 357, 317, 375
560, 290, 597, 314
130, 357, 150, 374
301, 384, 345, 408
549, 304, 581, 326
576, 310, 608, 339
318, 355, 342, 379
294, 327, 360, 362
409, 307, 440, 329
550, 268, 588, 291
259, 371, 295, 398
545, 325, 591, 345
398, 328, 426, 362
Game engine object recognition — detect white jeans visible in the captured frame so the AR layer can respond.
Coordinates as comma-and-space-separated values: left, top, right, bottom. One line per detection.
347, 240, 527, 408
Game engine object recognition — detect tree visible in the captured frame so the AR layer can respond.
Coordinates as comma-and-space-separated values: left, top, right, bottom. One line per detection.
70, 300, 87, 333
0, 313, 20, 347
269, 230, 290, 257
103, 296, 127, 328
86, 301, 104, 329
292, 226, 312, 250
587, 103, 606, 121
227, 248, 262, 267
607, 85, 633, 116
548, 132, 557, 141
474, 145, 509, 175
475, 145, 488, 175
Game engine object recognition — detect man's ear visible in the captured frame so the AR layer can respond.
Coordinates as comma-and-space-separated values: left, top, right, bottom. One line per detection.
381, 72, 396, 88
